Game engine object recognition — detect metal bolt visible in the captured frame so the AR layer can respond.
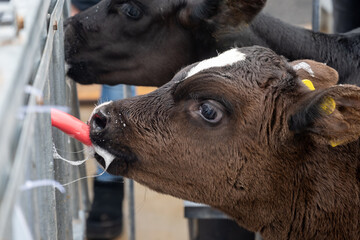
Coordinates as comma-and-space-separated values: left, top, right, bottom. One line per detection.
53, 20, 58, 31
17, 15, 24, 31
36, 96, 44, 106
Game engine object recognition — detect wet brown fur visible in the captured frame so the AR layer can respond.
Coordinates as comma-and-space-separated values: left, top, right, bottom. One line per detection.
90, 46, 360, 240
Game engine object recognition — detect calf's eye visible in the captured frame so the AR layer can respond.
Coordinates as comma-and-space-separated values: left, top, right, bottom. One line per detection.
199, 100, 223, 124
121, 3, 142, 20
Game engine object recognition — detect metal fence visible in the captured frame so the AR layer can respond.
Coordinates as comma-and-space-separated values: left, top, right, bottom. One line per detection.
0, 0, 90, 239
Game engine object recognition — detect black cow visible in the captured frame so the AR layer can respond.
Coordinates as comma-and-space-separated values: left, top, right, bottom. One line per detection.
64, 0, 266, 86
228, 14, 360, 85
65, 0, 359, 87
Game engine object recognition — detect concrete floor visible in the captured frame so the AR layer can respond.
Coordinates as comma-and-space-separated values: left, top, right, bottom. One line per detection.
78, 0, 313, 239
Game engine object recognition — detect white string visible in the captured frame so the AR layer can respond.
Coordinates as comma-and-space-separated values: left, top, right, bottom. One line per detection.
18, 105, 70, 119
24, 85, 43, 98
61, 145, 116, 186
54, 146, 88, 154
20, 179, 66, 193
52, 143, 116, 187
52, 143, 92, 166
61, 168, 108, 187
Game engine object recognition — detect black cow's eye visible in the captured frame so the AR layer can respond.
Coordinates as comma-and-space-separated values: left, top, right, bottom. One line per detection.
198, 100, 223, 124
121, 3, 142, 20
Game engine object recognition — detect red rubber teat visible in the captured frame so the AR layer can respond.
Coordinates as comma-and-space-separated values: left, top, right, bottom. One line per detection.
51, 108, 92, 146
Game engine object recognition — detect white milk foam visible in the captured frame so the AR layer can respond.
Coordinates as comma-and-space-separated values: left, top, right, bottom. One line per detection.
52, 143, 116, 187
93, 145, 116, 170
52, 143, 90, 166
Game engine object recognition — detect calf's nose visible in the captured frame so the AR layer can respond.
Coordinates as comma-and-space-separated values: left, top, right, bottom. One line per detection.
91, 110, 109, 134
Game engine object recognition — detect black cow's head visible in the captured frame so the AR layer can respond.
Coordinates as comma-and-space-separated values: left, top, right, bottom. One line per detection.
64, 0, 266, 86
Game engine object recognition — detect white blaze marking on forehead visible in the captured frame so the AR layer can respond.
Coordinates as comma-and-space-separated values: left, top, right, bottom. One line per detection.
186, 48, 246, 79
292, 62, 315, 77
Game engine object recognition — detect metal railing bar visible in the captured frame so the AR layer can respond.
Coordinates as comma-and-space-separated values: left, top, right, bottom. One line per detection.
312, 0, 320, 31
0, 109, 40, 237
0, 0, 50, 191
33, 0, 64, 92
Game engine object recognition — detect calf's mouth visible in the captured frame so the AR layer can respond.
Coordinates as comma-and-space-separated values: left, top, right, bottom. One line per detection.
92, 149, 137, 176
89, 103, 138, 175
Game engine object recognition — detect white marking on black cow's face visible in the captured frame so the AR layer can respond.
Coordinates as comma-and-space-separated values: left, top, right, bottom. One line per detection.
292, 62, 315, 77
186, 48, 246, 79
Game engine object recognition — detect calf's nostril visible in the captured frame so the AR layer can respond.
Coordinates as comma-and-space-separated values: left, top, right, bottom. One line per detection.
92, 112, 108, 133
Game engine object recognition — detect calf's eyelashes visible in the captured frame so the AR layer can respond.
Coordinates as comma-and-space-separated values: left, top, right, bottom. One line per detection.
118, 2, 144, 20
191, 99, 225, 125
172, 76, 235, 116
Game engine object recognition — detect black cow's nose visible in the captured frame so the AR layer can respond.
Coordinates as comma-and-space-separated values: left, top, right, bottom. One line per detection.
91, 110, 108, 133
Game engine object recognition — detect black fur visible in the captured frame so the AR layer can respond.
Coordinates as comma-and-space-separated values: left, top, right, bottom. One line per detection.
65, 0, 359, 87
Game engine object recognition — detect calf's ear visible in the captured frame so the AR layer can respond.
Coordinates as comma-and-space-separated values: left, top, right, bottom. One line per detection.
179, 0, 266, 28
290, 60, 339, 89
289, 85, 360, 147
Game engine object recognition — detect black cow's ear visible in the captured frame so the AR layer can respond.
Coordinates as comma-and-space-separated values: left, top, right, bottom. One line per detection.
289, 85, 360, 147
179, 0, 266, 29
178, 0, 220, 27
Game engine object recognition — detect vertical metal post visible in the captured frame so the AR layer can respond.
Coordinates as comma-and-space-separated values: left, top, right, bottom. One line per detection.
127, 179, 136, 240
123, 85, 136, 240
312, 0, 321, 31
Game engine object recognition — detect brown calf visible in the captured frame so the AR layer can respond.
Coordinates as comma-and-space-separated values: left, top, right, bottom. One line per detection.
89, 46, 360, 240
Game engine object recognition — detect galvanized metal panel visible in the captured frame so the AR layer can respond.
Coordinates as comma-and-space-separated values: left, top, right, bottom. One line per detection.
0, 0, 90, 239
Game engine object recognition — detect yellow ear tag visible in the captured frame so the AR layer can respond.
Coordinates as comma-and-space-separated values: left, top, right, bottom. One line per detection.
329, 139, 345, 148
321, 96, 336, 115
302, 79, 315, 91
330, 140, 340, 147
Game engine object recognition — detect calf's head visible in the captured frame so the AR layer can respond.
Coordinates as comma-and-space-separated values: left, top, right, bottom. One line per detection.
64, 0, 266, 86
89, 46, 360, 239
